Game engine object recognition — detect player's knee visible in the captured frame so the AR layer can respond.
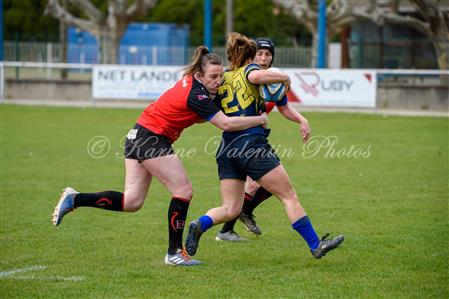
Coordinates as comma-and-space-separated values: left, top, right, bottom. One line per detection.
123, 193, 145, 212
172, 183, 193, 200
227, 206, 241, 219
277, 188, 298, 205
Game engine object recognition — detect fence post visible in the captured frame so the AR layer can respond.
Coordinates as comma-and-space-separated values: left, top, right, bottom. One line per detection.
15, 33, 20, 79
152, 46, 157, 65
47, 43, 52, 79
379, 26, 384, 68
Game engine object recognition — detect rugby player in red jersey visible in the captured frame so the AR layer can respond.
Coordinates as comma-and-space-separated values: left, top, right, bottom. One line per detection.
51, 46, 268, 266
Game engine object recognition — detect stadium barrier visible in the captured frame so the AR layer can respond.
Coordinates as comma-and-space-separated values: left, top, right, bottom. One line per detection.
1, 61, 448, 111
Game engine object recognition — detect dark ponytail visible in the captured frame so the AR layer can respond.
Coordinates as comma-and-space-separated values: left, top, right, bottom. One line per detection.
183, 46, 222, 77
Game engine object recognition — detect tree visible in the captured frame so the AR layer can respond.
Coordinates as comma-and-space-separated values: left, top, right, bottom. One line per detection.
6, 0, 305, 55
273, 0, 347, 67
274, 0, 378, 67
4, 0, 59, 41
45, 0, 157, 64
142, 0, 302, 46
275, 0, 449, 69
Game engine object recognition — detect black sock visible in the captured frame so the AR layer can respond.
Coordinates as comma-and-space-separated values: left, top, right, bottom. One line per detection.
167, 197, 190, 255
220, 193, 252, 233
220, 217, 238, 233
242, 187, 272, 215
74, 191, 124, 211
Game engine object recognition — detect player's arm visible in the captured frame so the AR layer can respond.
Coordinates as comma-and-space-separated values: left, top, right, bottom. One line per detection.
277, 103, 310, 143
209, 111, 268, 131
188, 91, 268, 131
247, 69, 289, 85
244, 63, 289, 85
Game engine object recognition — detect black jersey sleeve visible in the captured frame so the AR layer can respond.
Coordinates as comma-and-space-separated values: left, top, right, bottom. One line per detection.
187, 90, 220, 121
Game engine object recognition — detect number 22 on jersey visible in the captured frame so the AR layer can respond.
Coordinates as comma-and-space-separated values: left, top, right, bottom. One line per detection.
218, 72, 256, 115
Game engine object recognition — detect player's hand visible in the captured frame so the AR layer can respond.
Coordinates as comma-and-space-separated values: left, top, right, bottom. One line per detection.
260, 112, 269, 128
284, 77, 291, 93
300, 118, 310, 143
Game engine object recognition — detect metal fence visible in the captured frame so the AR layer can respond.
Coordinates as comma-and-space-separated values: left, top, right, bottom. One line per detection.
3, 41, 312, 68
4, 40, 445, 69
3, 42, 314, 67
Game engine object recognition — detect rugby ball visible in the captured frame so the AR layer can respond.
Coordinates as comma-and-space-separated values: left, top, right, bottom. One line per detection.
259, 67, 286, 102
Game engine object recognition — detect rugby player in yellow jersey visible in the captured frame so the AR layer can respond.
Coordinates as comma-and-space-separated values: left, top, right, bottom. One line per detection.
186, 32, 344, 260
216, 37, 312, 241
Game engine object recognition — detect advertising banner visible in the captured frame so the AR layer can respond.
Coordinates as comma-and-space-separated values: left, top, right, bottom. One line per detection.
92, 65, 182, 99
284, 69, 377, 108
92, 65, 376, 107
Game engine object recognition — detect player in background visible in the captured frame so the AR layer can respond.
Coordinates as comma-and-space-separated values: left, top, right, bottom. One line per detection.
51, 46, 268, 267
216, 37, 311, 242
185, 32, 344, 260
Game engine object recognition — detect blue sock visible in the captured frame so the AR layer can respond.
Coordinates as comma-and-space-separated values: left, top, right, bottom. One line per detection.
292, 215, 320, 250
198, 215, 214, 232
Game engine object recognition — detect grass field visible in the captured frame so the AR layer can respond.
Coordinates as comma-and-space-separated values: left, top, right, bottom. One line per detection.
1, 104, 448, 298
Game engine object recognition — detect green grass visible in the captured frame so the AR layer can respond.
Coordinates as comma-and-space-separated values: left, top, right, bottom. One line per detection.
1, 104, 448, 298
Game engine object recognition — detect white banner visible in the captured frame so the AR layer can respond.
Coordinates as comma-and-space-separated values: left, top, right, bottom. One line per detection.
92, 65, 183, 100
284, 69, 377, 108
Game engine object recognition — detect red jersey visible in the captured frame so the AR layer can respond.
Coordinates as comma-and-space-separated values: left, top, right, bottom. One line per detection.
137, 75, 220, 143
265, 102, 276, 113
264, 97, 288, 113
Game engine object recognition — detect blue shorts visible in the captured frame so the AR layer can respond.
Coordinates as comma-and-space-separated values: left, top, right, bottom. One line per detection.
216, 134, 280, 181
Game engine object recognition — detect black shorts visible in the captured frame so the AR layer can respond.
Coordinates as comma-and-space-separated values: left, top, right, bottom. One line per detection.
216, 134, 280, 181
124, 124, 174, 161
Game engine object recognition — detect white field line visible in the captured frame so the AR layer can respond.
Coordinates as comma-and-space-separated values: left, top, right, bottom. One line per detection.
4, 275, 85, 282
0, 265, 47, 278
0, 265, 85, 282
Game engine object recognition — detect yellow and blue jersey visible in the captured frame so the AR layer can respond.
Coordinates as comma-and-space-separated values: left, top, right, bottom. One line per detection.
216, 63, 266, 139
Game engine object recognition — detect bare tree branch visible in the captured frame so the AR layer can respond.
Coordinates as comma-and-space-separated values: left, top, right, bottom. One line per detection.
410, 0, 449, 35
276, 0, 447, 68
45, 0, 97, 33
274, 0, 308, 21
67, 0, 103, 23
328, 0, 349, 21
45, 0, 159, 64
381, 13, 432, 36
127, 0, 158, 19
274, 0, 316, 32
106, 0, 125, 16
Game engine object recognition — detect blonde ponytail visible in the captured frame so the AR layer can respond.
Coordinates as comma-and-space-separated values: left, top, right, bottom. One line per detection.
226, 32, 257, 70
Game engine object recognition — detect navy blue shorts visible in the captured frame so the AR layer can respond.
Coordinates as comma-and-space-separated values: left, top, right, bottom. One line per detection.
216, 134, 280, 181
